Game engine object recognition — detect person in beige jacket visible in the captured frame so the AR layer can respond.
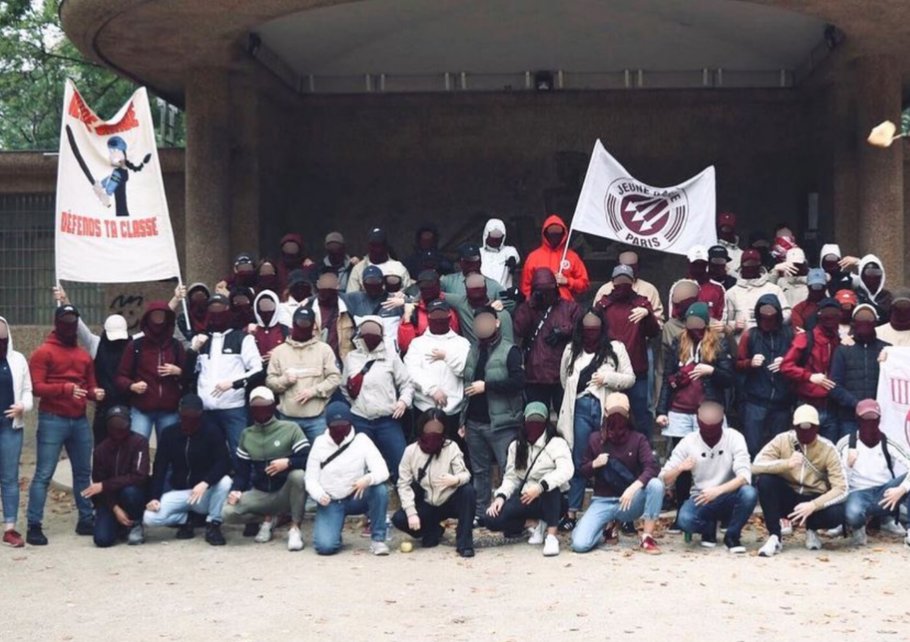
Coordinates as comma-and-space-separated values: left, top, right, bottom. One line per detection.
266, 307, 341, 445
392, 408, 475, 557
752, 404, 848, 557
593, 250, 665, 323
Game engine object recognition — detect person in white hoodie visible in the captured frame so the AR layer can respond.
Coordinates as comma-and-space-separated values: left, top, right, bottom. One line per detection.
724, 248, 791, 345
855, 254, 893, 321
403, 299, 471, 434
819, 243, 859, 297
479, 218, 521, 289
306, 401, 391, 556
0, 317, 33, 548
770, 246, 811, 309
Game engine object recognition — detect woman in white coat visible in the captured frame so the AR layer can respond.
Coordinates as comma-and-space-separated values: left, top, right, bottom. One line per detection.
0, 316, 33, 547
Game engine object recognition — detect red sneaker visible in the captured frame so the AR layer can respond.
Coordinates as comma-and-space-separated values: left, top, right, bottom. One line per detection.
640, 534, 661, 555
3, 529, 25, 548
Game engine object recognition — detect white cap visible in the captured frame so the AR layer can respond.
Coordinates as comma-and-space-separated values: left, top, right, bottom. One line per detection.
793, 404, 820, 427
249, 386, 275, 403
686, 245, 708, 262
103, 315, 129, 341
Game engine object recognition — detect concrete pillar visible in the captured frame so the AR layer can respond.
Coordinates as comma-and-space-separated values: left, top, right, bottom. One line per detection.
830, 78, 858, 256
184, 68, 231, 286
855, 55, 904, 281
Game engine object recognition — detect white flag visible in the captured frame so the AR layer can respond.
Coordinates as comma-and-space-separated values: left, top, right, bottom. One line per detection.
568, 140, 716, 256
876, 347, 910, 462
55, 80, 180, 283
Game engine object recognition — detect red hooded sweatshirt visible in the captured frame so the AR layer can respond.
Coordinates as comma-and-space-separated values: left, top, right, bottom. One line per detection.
29, 333, 99, 418
520, 214, 589, 300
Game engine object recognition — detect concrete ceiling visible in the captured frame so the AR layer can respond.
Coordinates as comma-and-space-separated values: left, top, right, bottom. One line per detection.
255, 0, 830, 76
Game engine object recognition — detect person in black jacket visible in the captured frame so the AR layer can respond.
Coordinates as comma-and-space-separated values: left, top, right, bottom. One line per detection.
735, 294, 794, 457
81, 406, 149, 548
143, 394, 232, 545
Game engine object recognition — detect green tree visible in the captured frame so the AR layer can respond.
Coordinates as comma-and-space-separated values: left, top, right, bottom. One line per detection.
0, 0, 183, 150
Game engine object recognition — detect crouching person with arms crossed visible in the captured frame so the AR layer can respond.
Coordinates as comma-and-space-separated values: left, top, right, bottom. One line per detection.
222, 387, 310, 551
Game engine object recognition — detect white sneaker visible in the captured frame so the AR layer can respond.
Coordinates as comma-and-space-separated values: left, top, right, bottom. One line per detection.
254, 521, 273, 543
370, 541, 390, 556
287, 527, 304, 552
758, 535, 782, 557
805, 529, 822, 551
825, 525, 843, 537
542, 533, 560, 556
779, 519, 793, 536
851, 526, 867, 547
904, 533, 910, 548
881, 517, 907, 536
527, 521, 546, 545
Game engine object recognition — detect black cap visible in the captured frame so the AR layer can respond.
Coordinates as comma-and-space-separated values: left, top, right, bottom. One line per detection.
708, 245, 729, 262
105, 405, 132, 423
473, 304, 498, 319
293, 306, 316, 325
418, 250, 439, 266
55, 304, 79, 319
207, 293, 230, 307
234, 252, 254, 267
417, 269, 440, 284
287, 269, 309, 286
367, 227, 387, 244
427, 299, 450, 314
817, 297, 840, 311
179, 393, 204, 412
459, 243, 481, 260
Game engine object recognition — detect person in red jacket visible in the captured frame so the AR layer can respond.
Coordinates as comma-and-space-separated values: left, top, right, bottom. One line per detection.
596, 265, 660, 441
26, 304, 106, 546
397, 269, 461, 355
779, 297, 842, 441
520, 215, 589, 301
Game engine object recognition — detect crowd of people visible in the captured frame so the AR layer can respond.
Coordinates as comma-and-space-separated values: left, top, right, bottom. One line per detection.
1, 212, 909, 560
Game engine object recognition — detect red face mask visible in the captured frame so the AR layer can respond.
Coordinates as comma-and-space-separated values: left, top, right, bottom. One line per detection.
603, 413, 630, 445
418, 431, 445, 455
250, 403, 275, 425
697, 417, 723, 448
524, 419, 547, 444
796, 425, 819, 445
329, 423, 350, 445
428, 316, 450, 335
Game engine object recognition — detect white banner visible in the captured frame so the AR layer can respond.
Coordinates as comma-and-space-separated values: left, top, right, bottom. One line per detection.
568, 139, 716, 255
55, 80, 180, 283
877, 347, 910, 457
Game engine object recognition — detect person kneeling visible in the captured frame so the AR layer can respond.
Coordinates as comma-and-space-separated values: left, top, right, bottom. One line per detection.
571, 393, 664, 554
143, 394, 232, 545
485, 402, 573, 556
222, 387, 310, 551
393, 408, 475, 557
82, 406, 150, 547
306, 401, 391, 556
659, 397, 756, 553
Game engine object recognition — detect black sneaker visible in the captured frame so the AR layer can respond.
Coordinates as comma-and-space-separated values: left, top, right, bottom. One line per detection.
243, 522, 260, 537
176, 522, 195, 540
701, 530, 718, 548
557, 515, 577, 532
724, 533, 746, 554
26, 524, 48, 546
75, 517, 94, 536
205, 522, 226, 546
621, 521, 637, 535
457, 547, 475, 558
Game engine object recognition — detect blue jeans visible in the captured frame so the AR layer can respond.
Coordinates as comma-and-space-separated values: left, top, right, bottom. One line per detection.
568, 395, 602, 512
277, 411, 327, 447
94, 485, 146, 547
352, 415, 406, 483
628, 374, 652, 442
27, 413, 93, 525
845, 475, 909, 528
741, 402, 791, 458
143, 475, 233, 526
677, 484, 758, 540
0, 420, 23, 524
130, 408, 180, 442
816, 406, 841, 443
313, 484, 389, 554
202, 407, 249, 466
571, 478, 665, 553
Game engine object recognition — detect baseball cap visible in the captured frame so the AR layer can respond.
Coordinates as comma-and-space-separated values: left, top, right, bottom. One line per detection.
612, 264, 635, 280
459, 243, 481, 260
325, 232, 344, 246
686, 245, 709, 263
367, 227, 387, 244
103, 314, 128, 341
793, 404, 820, 427
105, 404, 132, 423
717, 212, 736, 227
233, 253, 254, 267
524, 401, 549, 420
207, 293, 230, 307
708, 245, 729, 262
807, 268, 827, 287
55, 304, 79, 319
835, 289, 858, 307
427, 299, 451, 314
817, 297, 840, 312
293, 306, 315, 326
179, 393, 204, 412
249, 386, 275, 403
856, 399, 881, 418
417, 269, 440, 284
604, 392, 630, 417
741, 248, 762, 265
325, 400, 353, 425
362, 265, 383, 282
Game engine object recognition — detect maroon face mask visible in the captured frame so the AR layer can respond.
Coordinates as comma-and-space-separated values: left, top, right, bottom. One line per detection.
419, 283, 442, 303
758, 312, 779, 333
364, 282, 384, 298
466, 286, 488, 308
427, 316, 451, 335
258, 308, 275, 327
486, 235, 503, 249
289, 282, 312, 302
807, 286, 825, 303
0, 337, 7, 359
524, 419, 547, 444
687, 328, 706, 343
250, 403, 275, 425
257, 274, 279, 291
697, 417, 723, 448
818, 312, 840, 335
603, 413, 630, 445
329, 423, 351, 445
821, 257, 840, 275
461, 259, 482, 276
740, 264, 761, 280
206, 310, 232, 333
317, 288, 339, 306
582, 327, 601, 352
708, 262, 727, 280
717, 226, 735, 243
891, 303, 910, 331
853, 319, 876, 343
544, 230, 564, 249
858, 417, 881, 447
291, 323, 314, 342
54, 318, 78, 346
688, 261, 708, 284
418, 431, 446, 455
672, 296, 698, 320
180, 413, 203, 436
235, 271, 256, 288
611, 283, 633, 301
367, 242, 388, 265
107, 418, 131, 442
796, 425, 819, 445
361, 334, 382, 352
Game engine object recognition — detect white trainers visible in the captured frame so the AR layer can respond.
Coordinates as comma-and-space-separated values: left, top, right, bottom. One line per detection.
758, 535, 782, 557
287, 527, 304, 552
881, 517, 907, 536
825, 525, 843, 537
542, 533, 560, 556
370, 541, 390, 556
904, 533, 910, 548
527, 520, 546, 545
779, 519, 793, 537
851, 526, 867, 547
254, 521, 273, 543
805, 529, 822, 550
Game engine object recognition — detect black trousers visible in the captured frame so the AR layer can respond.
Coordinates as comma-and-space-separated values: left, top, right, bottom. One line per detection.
525, 383, 563, 415
485, 488, 565, 536
756, 474, 845, 538
392, 485, 475, 551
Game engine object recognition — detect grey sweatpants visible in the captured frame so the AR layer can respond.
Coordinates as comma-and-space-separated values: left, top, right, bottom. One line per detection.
222, 469, 307, 525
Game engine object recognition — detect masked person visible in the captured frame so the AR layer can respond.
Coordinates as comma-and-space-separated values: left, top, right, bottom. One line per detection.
306, 401, 391, 555
266, 307, 341, 445
878, 288, 910, 346
26, 304, 106, 546
660, 397, 755, 552
707, 245, 737, 291
342, 317, 413, 482
836, 400, 910, 546
656, 280, 700, 404
460, 306, 526, 523
520, 214, 589, 300
791, 268, 827, 331
833, 289, 858, 342
819, 243, 857, 297
484, 402, 574, 557
305, 269, 355, 364
228, 287, 257, 331
222, 387, 310, 551
190, 294, 262, 463
594, 250, 666, 321
249, 290, 287, 377
480, 217, 521, 289
441, 243, 505, 302
451, 272, 515, 348
0, 316, 32, 548
716, 211, 743, 274
83, 406, 149, 547
686, 246, 726, 322
597, 264, 660, 441
217, 253, 257, 295
345, 265, 405, 355
392, 408, 475, 557
278, 269, 314, 322
177, 283, 211, 341
556, 308, 635, 530
571, 393, 664, 554
321, 232, 357, 293
347, 226, 412, 294
753, 404, 848, 557
115, 302, 186, 441
276, 233, 312, 293
854, 254, 893, 321
736, 295, 794, 457
398, 269, 462, 355
725, 248, 791, 345
404, 224, 454, 281
748, 231, 775, 271
771, 246, 811, 308
143, 394, 232, 545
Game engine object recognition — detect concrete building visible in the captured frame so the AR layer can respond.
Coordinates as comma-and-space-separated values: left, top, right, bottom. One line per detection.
50, 0, 910, 292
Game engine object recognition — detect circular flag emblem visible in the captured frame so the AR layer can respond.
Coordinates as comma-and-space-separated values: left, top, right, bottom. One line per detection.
604, 179, 689, 249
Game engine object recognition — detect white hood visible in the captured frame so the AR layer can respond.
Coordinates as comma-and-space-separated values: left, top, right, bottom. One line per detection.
482, 218, 507, 251
0, 316, 12, 353
857, 254, 886, 298
352, 314, 388, 354
253, 289, 281, 328
819, 243, 842, 267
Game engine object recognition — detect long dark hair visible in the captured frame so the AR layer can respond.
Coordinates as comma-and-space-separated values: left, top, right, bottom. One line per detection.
416, 407, 448, 435
515, 421, 558, 470
567, 306, 618, 376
